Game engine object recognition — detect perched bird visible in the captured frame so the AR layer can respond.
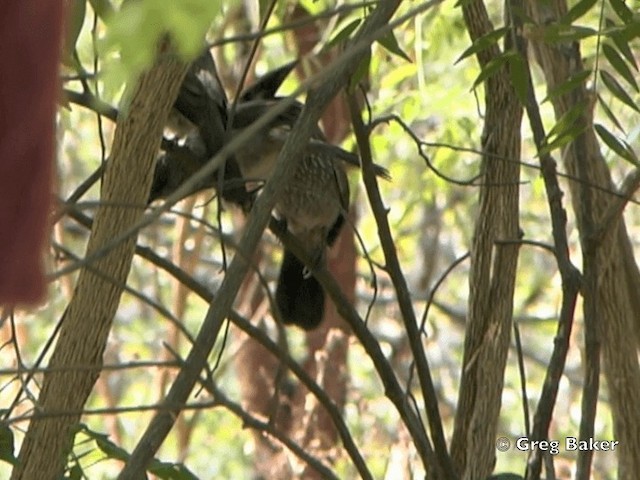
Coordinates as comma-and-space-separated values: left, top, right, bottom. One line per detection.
150, 49, 250, 208
229, 98, 350, 329
149, 52, 298, 209
237, 59, 298, 103
150, 53, 389, 329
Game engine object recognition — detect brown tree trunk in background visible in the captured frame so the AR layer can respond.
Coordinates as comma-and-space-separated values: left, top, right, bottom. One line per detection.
12, 51, 188, 480
450, 2, 523, 478
289, 7, 356, 478
228, 5, 297, 479
526, 2, 640, 477
235, 241, 296, 480
156, 196, 208, 462
231, 3, 358, 476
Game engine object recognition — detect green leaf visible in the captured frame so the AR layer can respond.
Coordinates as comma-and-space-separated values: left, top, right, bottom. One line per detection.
0, 424, 17, 467
611, 35, 638, 71
543, 24, 597, 42
88, 0, 114, 19
546, 103, 586, 140
609, 0, 634, 24
349, 49, 372, 91
455, 27, 509, 64
507, 53, 529, 104
595, 123, 639, 165
602, 43, 639, 91
540, 124, 588, 156
597, 93, 626, 132
377, 30, 412, 63
606, 18, 638, 70
541, 103, 588, 156
471, 51, 514, 90
539, 134, 573, 156
102, 0, 222, 87
149, 459, 198, 480
66, 463, 84, 480
95, 436, 130, 462
600, 69, 640, 113
327, 18, 361, 49
64, 0, 86, 58
561, 0, 598, 24
542, 70, 592, 103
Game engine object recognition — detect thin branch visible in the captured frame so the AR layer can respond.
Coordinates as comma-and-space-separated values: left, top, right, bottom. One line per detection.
117, 5, 407, 477
506, 4, 582, 479
348, 93, 453, 479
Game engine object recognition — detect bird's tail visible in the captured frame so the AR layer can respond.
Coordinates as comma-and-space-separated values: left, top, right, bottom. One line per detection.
275, 249, 325, 330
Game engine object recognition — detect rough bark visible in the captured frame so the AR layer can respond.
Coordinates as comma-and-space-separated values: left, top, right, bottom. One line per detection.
11, 51, 188, 479
231, 5, 357, 477
118, 3, 402, 477
450, 2, 523, 478
526, 2, 640, 477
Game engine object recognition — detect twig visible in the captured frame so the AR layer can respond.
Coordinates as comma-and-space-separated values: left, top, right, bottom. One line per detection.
347, 93, 453, 479
506, 4, 582, 479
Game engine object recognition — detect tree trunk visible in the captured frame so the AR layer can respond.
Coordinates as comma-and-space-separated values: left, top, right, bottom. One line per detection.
526, 2, 640, 477
450, 2, 523, 478
12, 51, 188, 480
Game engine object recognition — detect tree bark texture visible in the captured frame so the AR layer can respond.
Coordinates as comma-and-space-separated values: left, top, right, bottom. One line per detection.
119, 3, 403, 477
450, 2, 523, 478
526, 2, 640, 477
12, 53, 188, 480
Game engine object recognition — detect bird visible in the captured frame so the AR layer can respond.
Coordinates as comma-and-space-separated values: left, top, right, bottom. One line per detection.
228, 97, 351, 329
149, 49, 251, 209
149, 52, 299, 210
150, 53, 389, 329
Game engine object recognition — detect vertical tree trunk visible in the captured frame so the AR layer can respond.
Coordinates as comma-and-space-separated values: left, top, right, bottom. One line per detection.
526, 2, 640, 477
450, 2, 523, 478
12, 51, 188, 480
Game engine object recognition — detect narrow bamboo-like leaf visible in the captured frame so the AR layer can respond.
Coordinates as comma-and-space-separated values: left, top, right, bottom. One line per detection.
65, 0, 86, 56
539, 126, 587, 156
543, 24, 597, 43
597, 93, 626, 132
349, 49, 372, 91
600, 70, 640, 113
149, 459, 199, 480
327, 18, 361, 49
67, 464, 83, 480
471, 51, 514, 90
609, 0, 633, 23
259, 0, 272, 20
602, 43, 639, 91
561, 0, 598, 24
542, 70, 592, 103
618, 19, 640, 42
96, 436, 130, 462
546, 103, 585, 140
455, 27, 509, 64
595, 123, 639, 165
88, 0, 114, 19
607, 19, 639, 70
508, 53, 529, 104
378, 30, 412, 63
0, 423, 17, 466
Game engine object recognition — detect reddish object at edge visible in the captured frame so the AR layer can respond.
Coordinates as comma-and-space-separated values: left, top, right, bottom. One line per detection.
0, 1, 65, 305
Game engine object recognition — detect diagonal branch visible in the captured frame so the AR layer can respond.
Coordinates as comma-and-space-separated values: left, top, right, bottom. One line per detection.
118, 3, 404, 478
